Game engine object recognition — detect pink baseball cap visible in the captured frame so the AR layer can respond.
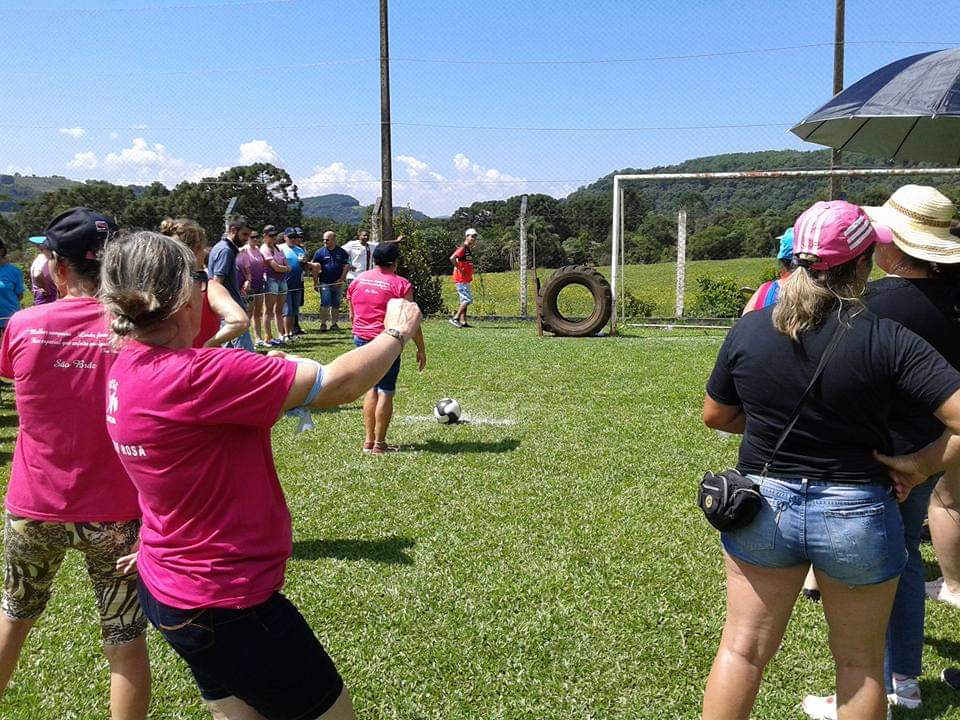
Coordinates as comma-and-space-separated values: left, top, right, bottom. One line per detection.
792, 200, 892, 270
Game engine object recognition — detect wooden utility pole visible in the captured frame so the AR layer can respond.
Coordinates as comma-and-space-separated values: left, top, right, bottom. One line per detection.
829, 0, 845, 199
518, 195, 528, 315
380, 0, 394, 241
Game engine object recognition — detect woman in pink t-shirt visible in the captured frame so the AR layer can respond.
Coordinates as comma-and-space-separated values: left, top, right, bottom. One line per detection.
260, 226, 290, 347
236, 229, 267, 345
100, 231, 423, 720
347, 241, 427, 454
0, 209, 150, 720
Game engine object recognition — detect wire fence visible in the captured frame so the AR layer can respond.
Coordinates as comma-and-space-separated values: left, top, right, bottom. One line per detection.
2, 1, 959, 323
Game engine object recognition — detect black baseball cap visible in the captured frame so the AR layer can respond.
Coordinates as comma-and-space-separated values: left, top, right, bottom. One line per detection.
43, 207, 117, 261
373, 241, 400, 265
263, 224, 279, 236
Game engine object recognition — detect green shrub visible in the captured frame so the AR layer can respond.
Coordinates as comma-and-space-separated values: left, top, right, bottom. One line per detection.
687, 275, 746, 317
395, 213, 446, 316
620, 290, 656, 318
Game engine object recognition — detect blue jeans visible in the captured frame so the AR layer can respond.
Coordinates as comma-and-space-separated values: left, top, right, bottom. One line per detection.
884, 474, 938, 687
225, 328, 255, 352
284, 286, 303, 318
320, 284, 342, 309
722, 476, 907, 586
353, 336, 400, 394
138, 580, 343, 719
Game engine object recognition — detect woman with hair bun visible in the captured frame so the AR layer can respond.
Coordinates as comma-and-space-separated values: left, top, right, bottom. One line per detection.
159, 217, 248, 349
0, 208, 150, 720
100, 230, 423, 720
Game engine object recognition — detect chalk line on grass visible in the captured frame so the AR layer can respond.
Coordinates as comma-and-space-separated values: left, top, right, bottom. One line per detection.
398, 414, 518, 427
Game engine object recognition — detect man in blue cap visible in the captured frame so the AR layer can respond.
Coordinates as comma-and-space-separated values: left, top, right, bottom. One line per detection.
280, 227, 307, 337
741, 228, 796, 315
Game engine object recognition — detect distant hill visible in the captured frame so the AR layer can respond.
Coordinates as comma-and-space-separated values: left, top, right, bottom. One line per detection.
0, 173, 81, 213
567, 149, 960, 214
301, 193, 430, 223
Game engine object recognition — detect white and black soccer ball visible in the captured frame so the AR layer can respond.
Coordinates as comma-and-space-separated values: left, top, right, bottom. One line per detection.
434, 398, 462, 424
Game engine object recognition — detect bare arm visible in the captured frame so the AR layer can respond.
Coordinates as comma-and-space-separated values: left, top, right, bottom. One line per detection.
876, 388, 960, 498
280, 298, 423, 412
404, 289, 426, 371
204, 281, 250, 348
702, 395, 746, 434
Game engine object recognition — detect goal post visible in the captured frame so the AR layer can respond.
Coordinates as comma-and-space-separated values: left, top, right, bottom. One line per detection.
609, 166, 960, 334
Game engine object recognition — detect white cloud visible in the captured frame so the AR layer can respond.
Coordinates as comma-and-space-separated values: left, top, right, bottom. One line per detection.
297, 162, 377, 198
238, 139, 278, 165
295, 154, 543, 216
109, 131, 120, 140
105, 138, 180, 168
59, 127, 86, 139
67, 151, 98, 170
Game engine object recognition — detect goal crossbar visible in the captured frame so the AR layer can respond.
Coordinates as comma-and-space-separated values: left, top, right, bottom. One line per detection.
609, 166, 960, 333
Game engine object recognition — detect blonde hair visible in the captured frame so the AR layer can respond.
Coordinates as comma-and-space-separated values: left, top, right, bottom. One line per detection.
100, 231, 195, 338
772, 253, 868, 341
159, 217, 206, 253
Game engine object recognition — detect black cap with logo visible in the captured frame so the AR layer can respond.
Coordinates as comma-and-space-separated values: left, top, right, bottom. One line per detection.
43, 207, 117, 262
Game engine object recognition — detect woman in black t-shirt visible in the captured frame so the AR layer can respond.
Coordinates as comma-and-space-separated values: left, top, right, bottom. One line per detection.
860, 186, 960, 704
701, 200, 960, 720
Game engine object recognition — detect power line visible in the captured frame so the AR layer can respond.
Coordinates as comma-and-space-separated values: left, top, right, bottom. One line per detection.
390, 40, 958, 66
3, 40, 956, 78
0, 121, 793, 133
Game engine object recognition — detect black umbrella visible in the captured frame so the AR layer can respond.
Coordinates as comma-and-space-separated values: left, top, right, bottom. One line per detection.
791, 48, 960, 163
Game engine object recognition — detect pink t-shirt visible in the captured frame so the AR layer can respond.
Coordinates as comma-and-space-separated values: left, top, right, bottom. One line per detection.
0, 296, 139, 522
347, 268, 412, 341
106, 344, 297, 609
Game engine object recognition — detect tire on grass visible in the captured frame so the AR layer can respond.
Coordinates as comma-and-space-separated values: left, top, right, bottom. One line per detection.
538, 264, 612, 337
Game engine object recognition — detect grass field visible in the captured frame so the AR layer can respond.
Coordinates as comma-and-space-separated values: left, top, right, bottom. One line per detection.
1, 320, 959, 719
432, 258, 777, 318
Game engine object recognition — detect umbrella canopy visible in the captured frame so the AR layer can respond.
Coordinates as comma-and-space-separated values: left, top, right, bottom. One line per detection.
791, 48, 960, 163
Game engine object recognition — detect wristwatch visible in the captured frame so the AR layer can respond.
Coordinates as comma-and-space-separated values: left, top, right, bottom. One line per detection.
384, 328, 406, 345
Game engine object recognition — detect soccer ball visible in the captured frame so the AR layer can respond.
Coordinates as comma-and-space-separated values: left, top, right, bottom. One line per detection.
434, 398, 462, 424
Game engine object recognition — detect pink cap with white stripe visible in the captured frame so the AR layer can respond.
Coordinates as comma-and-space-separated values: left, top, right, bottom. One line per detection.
792, 200, 892, 271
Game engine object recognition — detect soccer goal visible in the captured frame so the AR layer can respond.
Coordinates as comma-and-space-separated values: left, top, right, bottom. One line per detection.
608, 166, 960, 334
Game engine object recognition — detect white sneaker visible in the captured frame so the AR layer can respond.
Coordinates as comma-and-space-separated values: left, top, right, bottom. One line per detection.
926, 577, 960, 608
801, 694, 892, 720
887, 676, 921, 709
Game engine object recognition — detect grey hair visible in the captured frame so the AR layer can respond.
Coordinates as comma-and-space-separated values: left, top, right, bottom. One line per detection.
100, 230, 196, 338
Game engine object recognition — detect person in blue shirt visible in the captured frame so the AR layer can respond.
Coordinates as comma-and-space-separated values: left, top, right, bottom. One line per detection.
0, 242, 25, 334
311, 231, 350, 332
280, 228, 307, 339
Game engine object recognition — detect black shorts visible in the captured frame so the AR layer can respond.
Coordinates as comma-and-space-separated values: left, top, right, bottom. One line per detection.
138, 580, 343, 720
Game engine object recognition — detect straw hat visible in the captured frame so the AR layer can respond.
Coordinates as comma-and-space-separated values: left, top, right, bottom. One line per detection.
864, 185, 960, 264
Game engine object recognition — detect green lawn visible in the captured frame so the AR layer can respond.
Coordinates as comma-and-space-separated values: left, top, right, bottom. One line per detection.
434, 258, 777, 318
1, 320, 958, 718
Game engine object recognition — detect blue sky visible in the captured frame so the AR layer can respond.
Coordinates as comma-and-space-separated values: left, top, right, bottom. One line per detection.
1, 0, 955, 214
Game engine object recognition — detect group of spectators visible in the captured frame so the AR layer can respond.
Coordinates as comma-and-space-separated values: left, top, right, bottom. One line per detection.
704, 184, 960, 720
0, 206, 428, 719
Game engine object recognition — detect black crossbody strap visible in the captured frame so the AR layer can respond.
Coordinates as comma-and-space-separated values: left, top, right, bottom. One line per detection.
761, 317, 849, 476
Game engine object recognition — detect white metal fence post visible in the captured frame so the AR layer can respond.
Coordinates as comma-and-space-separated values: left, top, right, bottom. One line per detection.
609, 177, 621, 334
676, 208, 687, 318
519, 195, 528, 316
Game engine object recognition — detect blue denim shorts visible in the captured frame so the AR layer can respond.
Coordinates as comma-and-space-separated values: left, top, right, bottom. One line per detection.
320, 284, 342, 308
721, 476, 907, 586
354, 335, 400, 394
265, 277, 287, 295
138, 580, 343, 719
456, 282, 473, 305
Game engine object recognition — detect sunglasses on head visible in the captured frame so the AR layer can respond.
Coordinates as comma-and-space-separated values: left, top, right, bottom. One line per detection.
191, 270, 208, 293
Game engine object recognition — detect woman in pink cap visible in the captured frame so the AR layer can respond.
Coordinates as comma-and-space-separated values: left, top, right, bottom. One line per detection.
701, 200, 960, 720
